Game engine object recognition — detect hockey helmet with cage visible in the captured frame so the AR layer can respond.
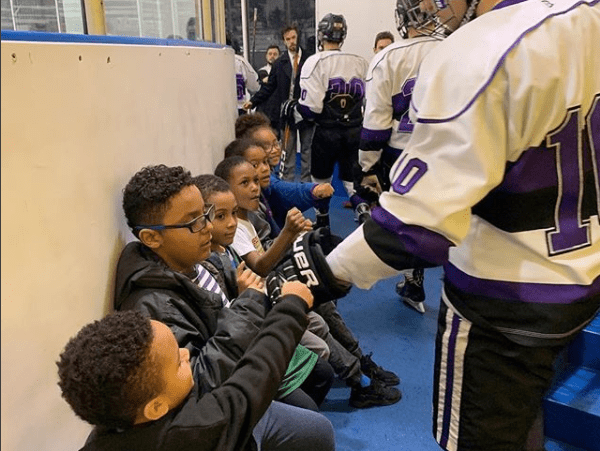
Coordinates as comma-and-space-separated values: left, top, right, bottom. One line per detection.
317, 14, 347, 46
395, 0, 441, 39
395, 0, 478, 39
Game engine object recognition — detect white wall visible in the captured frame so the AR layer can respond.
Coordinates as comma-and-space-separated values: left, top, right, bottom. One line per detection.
316, 0, 400, 61
1, 38, 237, 451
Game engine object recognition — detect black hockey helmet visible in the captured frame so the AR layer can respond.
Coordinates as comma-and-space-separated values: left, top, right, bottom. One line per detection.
395, 0, 439, 39
317, 13, 347, 45
395, 0, 478, 39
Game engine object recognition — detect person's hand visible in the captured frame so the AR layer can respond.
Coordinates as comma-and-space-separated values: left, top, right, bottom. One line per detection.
312, 183, 334, 198
282, 207, 308, 237
361, 174, 382, 195
243, 100, 253, 110
237, 261, 263, 293
248, 277, 265, 292
302, 218, 313, 232
281, 280, 314, 309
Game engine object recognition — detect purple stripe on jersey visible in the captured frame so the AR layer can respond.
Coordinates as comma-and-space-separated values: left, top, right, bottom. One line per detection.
392, 91, 411, 118
445, 263, 600, 304
360, 127, 392, 144
494, 0, 528, 10
412, 0, 595, 124
297, 103, 317, 120
439, 312, 462, 448
370, 206, 452, 265
499, 144, 557, 192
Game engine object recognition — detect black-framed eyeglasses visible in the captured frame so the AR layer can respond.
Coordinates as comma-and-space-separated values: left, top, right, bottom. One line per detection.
133, 204, 215, 233
260, 140, 281, 152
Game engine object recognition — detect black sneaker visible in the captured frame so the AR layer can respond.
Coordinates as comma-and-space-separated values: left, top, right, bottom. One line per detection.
396, 269, 426, 314
349, 379, 402, 408
360, 353, 400, 386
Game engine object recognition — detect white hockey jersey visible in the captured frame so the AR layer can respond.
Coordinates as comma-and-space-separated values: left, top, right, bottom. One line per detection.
235, 54, 260, 111
298, 50, 368, 127
359, 37, 440, 172
328, 0, 600, 345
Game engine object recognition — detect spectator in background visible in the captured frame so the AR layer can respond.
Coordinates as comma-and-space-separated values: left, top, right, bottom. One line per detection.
255, 45, 282, 132
372, 31, 394, 53
186, 17, 196, 40
258, 45, 281, 84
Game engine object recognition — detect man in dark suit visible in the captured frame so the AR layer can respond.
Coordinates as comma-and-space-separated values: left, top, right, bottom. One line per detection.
244, 25, 313, 182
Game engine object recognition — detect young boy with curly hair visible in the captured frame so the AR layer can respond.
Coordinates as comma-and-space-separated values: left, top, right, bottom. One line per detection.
57, 297, 335, 450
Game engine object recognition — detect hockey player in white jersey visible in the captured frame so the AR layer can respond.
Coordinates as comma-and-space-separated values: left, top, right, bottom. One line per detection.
358, 0, 471, 314
297, 14, 369, 224
279, 0, 600, 449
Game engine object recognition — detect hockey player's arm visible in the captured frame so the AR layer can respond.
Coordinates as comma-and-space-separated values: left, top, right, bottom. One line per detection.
297, 59, 324, 121
242, 59, 261, 96
278, 217, 451, 296
359, 62, 394, 172
326, 215, 452, 289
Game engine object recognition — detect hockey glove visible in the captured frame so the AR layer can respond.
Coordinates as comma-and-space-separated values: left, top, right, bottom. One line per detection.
286, 230, 351, 303
280, 99, 299, 126
266, 260, 299, 307
352, 162, 382, 204
311, 226, 343, 256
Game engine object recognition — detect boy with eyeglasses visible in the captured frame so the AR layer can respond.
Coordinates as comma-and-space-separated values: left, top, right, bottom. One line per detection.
114, 164, 335, 451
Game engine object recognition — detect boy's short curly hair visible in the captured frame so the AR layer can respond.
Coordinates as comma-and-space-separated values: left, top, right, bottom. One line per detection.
122, 165, 194, 237
57, 311, 164, 429
234, 112, 271, 139
214, 156, 250, 184
192, 174, 231, 204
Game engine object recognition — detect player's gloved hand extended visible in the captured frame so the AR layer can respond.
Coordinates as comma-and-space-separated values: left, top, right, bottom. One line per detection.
355, 180, 380, 205
361, 173, 382, 196
311, 226, 343, 256
272, 229, 351, 305
352, 164, 382, 204
280, 99, 298, 125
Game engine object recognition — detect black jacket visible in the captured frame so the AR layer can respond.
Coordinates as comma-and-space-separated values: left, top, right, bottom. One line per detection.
114, 242, 268, 393
83, 295, 310, 451
249, 49, 308, 131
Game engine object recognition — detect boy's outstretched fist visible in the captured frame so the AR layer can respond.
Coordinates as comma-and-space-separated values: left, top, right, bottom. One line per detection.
281, 280, 314, 309
283, 207, 309, 237
312, 183, 334, 199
